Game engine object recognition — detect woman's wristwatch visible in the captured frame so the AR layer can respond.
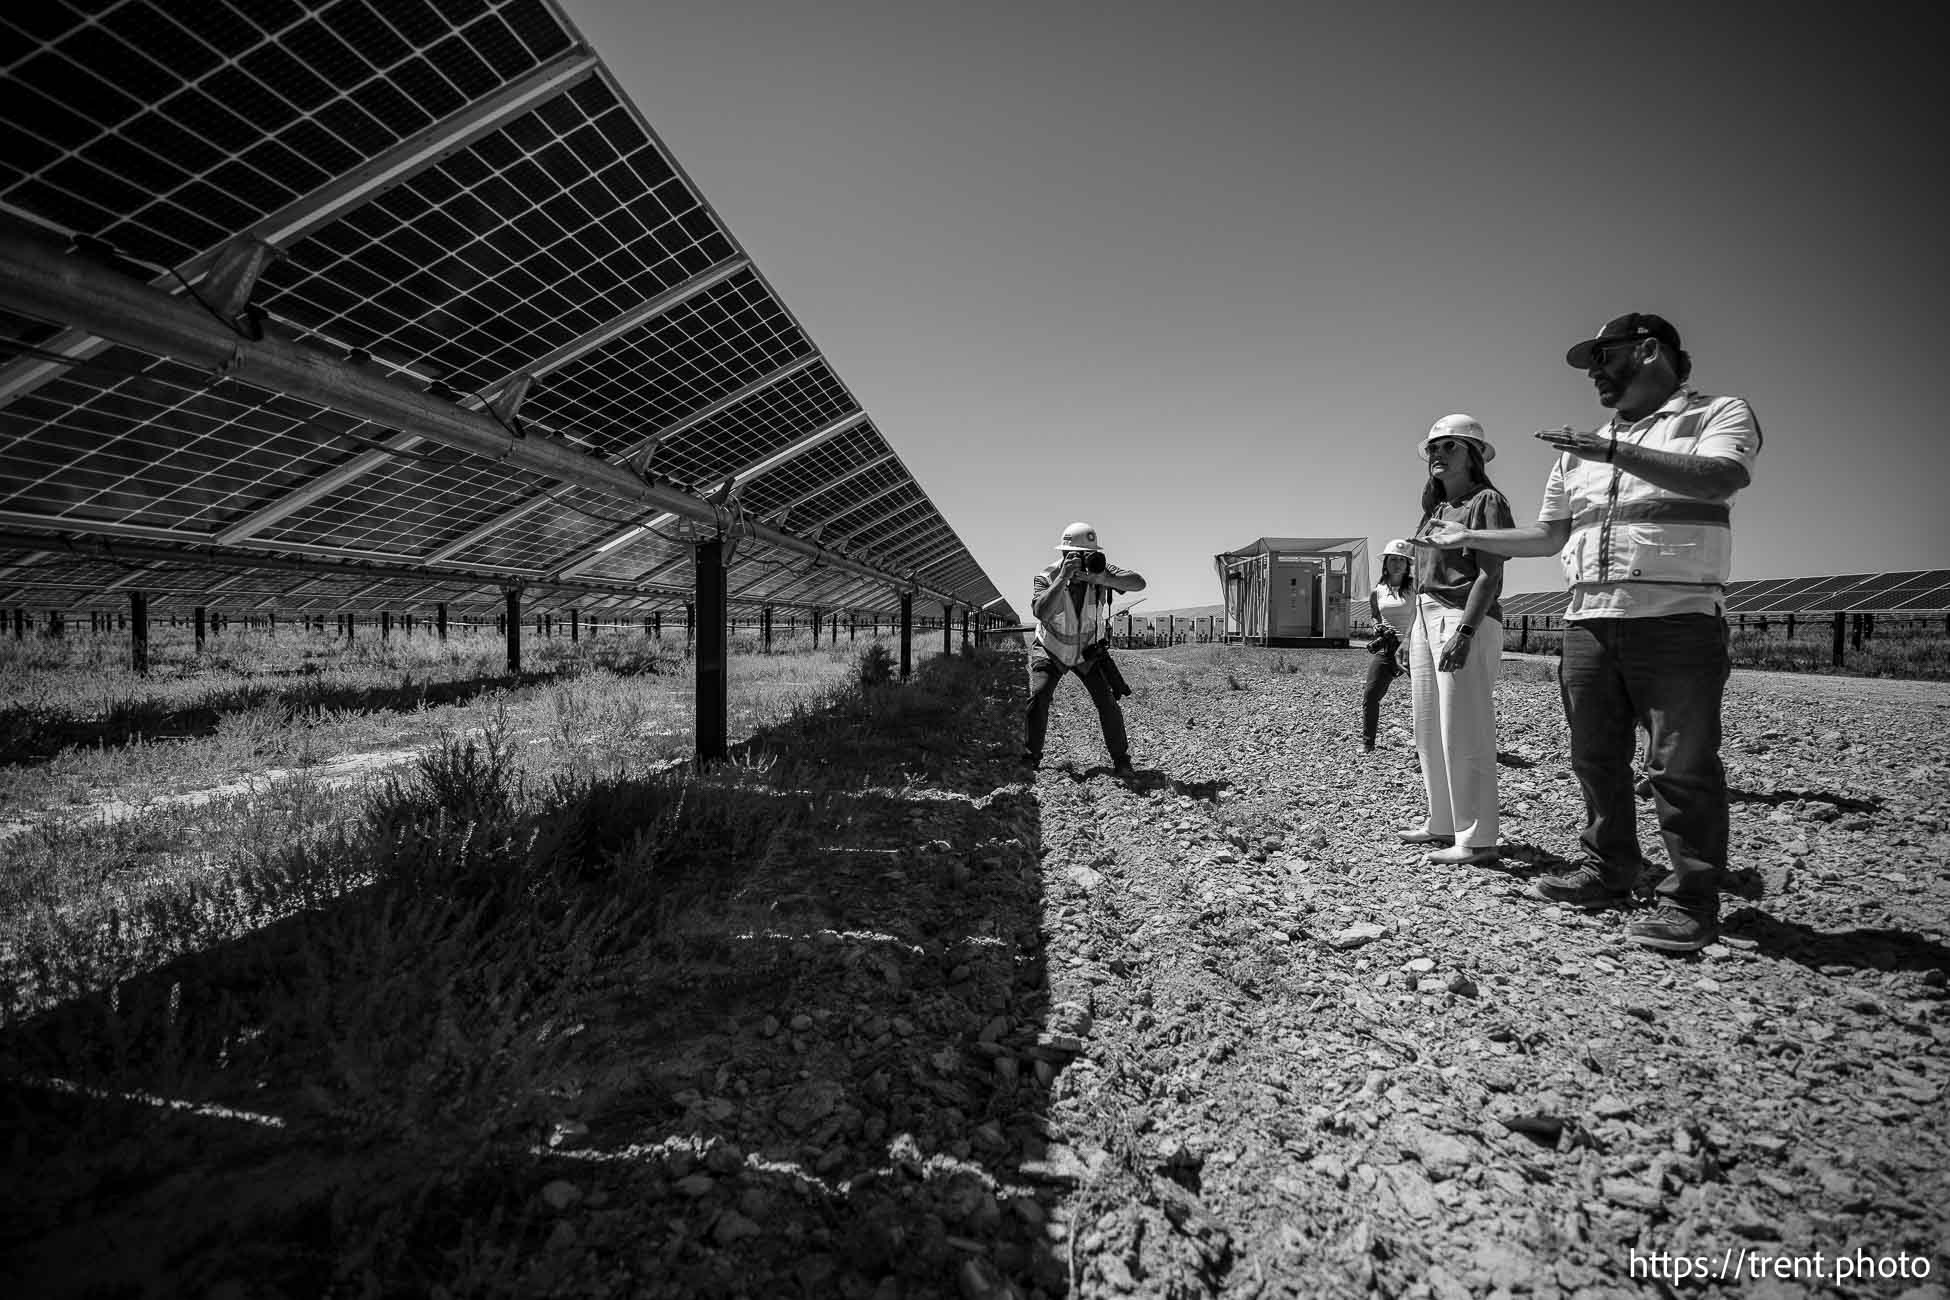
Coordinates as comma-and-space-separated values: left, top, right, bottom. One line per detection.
1457, 625, 1476, 638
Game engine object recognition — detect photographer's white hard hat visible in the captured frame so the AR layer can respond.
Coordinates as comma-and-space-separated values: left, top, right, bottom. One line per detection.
1381, 538, 1414, 560
1420, 413, 1496, 462
1057, 521, 1101, 552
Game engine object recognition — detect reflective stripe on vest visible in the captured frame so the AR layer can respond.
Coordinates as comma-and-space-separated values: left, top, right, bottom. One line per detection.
1035, 577, 1111, 667
1563, 403, 1735, 589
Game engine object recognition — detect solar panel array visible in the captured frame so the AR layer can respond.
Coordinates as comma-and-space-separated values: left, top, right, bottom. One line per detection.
0, 0, 1013, 625
1500, 570, 1950, 621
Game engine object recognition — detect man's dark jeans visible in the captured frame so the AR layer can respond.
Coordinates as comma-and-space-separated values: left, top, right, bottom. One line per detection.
1361, 653, 1402, 746
1559, 613, 1730, 912
1025, 653, 1129, 764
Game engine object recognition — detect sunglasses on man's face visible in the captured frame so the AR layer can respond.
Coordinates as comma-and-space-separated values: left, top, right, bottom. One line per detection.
1587, 339, 1641, 368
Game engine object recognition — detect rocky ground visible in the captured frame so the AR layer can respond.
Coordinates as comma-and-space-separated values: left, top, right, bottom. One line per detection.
3, 643, 1947, 1298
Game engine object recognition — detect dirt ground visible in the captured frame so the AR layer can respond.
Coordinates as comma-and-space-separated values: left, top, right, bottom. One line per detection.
2, 643, 1946, 1298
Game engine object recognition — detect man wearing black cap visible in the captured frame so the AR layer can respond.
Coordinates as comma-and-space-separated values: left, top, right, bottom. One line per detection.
1411, 314, 1761, 951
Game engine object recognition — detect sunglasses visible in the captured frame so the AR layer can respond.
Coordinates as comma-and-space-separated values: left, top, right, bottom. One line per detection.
1587, 338, 1641, 367
1425, 438, 1470, 458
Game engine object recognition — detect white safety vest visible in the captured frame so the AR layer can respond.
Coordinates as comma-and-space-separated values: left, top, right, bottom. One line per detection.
1558, 393, 1744, 592
1033, 567, 1113, 667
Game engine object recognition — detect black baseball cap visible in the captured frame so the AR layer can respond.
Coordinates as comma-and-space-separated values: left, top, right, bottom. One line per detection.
1565, 313, 1682, 369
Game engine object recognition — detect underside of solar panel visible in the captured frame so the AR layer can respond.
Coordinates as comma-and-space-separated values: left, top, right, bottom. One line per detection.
0, 0, 1014, 624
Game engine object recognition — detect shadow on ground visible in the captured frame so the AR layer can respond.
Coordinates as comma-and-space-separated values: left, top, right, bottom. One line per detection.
0, 646, 1064, 1298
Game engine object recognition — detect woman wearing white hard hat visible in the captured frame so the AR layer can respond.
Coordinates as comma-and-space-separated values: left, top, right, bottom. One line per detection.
1360, 538, 1416, 752
1399, 415, 1514, 865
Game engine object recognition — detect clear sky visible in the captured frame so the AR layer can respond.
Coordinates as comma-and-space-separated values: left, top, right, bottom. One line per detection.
561, 0, 1946, 613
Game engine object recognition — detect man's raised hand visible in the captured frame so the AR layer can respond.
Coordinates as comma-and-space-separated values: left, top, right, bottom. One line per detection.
1407, 522, 1469, 548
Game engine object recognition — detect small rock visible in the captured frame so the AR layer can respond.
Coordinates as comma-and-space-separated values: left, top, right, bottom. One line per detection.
1446, 973, 1479, 998
789, 1013, 814, 1032
1404, 957, 1436, 973
674, 1173, 715, 1198
539, 1179, 581, 1211
1602, 1178, 1662, 1211
546, 1119, 590, 1150
1592, 1095, 1633, 1119
545, 1220, 577, 1252
713, 1210, 761, 1245
1330, 922, 1390, 950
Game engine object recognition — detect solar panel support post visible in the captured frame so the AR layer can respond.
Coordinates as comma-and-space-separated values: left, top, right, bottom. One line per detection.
1831, 611, 1845, 667
900, 594, 914, 679
961, 608, 970, 649
381, 611, 392, 642
1520, 616, 1530, 652
685, 602, 695, 646
696, 541, 729, 763
811, 609, 820, 648
437, 603, 448, 641
570, 609, 580, 644
505, 589, 523, 673
943, 602, 953, 658
130, 592, 149, 675
849, 612, 857, 643
194, 606, 206, 652
11, 609, 21, 640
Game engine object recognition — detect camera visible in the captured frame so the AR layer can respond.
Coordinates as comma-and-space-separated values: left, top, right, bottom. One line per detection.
1067, 550, 1107, 574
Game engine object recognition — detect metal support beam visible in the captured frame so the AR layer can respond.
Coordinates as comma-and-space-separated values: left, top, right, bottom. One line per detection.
0, 50, 603, 411
943, 601, 953, 658
558, 409, 866, 579
695, 541, 727, 762
0, 230, 967, 609
216, 252, 757, 546
505, 588, 522, 673
130, 590, 148, 674
900, 592, 914, 679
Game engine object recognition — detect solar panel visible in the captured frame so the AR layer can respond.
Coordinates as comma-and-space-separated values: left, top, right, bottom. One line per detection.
0, 0, 1012, 625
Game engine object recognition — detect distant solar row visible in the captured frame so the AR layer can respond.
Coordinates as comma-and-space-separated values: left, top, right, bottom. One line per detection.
0, 0, 1014, 626
1499, 570, 1950, 621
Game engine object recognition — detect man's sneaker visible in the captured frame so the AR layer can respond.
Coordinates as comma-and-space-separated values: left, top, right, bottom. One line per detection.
1628, 901, 1718, 952
1020, 752, 1041, 771
1528, 861, 1633, 909
1112, 758, 1135, 777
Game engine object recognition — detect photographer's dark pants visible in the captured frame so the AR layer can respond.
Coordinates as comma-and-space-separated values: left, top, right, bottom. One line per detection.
1361, 654, 1402, 747
1025, 653, 1128, 764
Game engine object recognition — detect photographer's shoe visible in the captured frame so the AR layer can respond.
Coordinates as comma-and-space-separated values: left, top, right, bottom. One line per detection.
1019, 751, 1041, 772
1111, 757, 1135, 778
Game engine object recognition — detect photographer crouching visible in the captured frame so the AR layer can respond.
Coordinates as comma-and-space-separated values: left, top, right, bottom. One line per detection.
1023, 521, 1145, 776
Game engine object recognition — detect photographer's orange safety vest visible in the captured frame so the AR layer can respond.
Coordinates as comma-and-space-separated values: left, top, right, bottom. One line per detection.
1558, 393, 1746, 591
1033, 569, 1113, 668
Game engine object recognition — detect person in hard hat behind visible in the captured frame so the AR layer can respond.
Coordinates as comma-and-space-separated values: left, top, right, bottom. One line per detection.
1399, 415, 1513, 866
1023, 522, 1146, 776
1411, 314, 1761, 953
1360, 538, 1417, 752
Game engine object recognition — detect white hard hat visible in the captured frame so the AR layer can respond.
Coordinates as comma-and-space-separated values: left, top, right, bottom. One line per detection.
1420, 413, 1496, 462
1381, 538, 1414, 560
1057, 521, 1100, 552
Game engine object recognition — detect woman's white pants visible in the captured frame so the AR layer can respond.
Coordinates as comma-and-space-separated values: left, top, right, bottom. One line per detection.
1409, 596, 1502, 849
